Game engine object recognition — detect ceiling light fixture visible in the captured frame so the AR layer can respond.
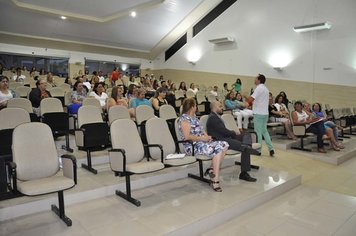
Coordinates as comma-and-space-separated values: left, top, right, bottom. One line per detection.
60, 16, 67, 20
130, 11, 137, 17
293, 22, 331, 33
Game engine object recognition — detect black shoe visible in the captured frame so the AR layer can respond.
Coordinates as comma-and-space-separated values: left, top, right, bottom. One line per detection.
241, 145, 261, 156
269, 149, 275, 157
239, 172, 257, 182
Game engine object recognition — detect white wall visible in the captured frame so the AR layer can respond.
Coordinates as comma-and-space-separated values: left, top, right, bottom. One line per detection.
153, 0, 356, 86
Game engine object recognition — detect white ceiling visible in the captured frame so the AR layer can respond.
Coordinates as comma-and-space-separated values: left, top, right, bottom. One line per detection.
0, 0, 222, 56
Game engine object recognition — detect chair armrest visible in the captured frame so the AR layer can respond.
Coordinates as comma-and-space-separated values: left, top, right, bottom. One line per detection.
109, 148, 126, 174
144, 144, 163, 162
176, 140, 195, 156
292, 125, 306, 136
5, 161, 17, 192
61, 154, 77, 184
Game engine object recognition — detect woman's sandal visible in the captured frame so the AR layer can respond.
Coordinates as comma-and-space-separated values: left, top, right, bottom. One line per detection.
204, 168, 215, 178
210, 180, 222, 192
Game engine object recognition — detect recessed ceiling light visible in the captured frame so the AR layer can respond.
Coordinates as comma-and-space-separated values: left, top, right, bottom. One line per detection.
60, 16, 67, 20
130, 11, 136, 17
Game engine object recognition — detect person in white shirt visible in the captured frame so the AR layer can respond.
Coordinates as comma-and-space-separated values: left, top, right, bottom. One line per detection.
89, 82, 108, 109
12, 67, 26, 82
210, 86, 218, 97
188, 83, 199, 95
245, 74, 274, 156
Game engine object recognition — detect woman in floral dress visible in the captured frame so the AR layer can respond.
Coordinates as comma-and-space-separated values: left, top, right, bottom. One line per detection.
178, 98, 229, 192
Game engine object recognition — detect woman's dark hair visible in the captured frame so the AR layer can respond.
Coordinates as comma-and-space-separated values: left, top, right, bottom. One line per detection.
279, 91, 287, 98
225, 91, 235, 100
294, 101, 303, 109
93, 82, 105, 94
111, 86, 119, 100
312, 103, 322, 112
236, 78, 242, 85
181, 97, 196, 114
73, 80, 83, 91
236, 92, 243, 102
275, 94, 284, 103
257, 74, 266, 84
154, 87, 167, 98
178, 81, 187, 91
0, 75, 9, 82
127, 84, 136, 95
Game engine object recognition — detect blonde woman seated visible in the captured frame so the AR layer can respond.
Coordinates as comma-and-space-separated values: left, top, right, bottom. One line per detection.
271, 94, 296, 139
224, 91, 253, 131
178, 98, 229, 192
107, 86, 135, 118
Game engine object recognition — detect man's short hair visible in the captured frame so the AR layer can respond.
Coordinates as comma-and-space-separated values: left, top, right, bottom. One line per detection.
257, 74, 266, 84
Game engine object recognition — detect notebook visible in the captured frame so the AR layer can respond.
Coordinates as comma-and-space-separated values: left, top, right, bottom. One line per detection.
165, 153, 186, 160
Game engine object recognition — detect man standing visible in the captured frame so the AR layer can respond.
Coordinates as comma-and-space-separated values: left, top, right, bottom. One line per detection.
246, 74, 274, 156
206, 101, 260, 182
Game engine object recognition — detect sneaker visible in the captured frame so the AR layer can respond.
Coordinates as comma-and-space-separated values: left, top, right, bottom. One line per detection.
269, 149, 275, 157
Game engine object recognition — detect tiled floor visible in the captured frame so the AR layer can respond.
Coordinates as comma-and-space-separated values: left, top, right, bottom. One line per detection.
1, 136, 356, 235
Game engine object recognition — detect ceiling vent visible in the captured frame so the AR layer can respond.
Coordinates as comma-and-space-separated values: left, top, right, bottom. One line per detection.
293, 22, 331, 33
208, 37, 235, 44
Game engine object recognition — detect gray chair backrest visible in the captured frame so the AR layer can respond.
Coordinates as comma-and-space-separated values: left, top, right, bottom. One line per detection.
49, 87, 65, 97
174, 118, 185, 153
199, 115, 209, 132
110, 119, 144, 164
77, 105, 103, 127
108, 105, 130, 124
159, 104, 177, 120
186, 90, 195, 98
82, 97, 101, 110
0, 108, 30, 129
13, 122, 59, 181
221, 113, 239, 133
15, 86, 31, 98
59, 83, 71, 93
40, 98, 64, 115
146, 117, 175, 159
136, 105, 155, 125
174, 90, 184, 99
7, 98, 33, 113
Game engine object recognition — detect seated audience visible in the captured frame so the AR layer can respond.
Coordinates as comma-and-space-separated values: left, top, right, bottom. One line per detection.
270, 94, 296, 139
291, 101, 328, 153
178, 81, 187, 93
129, 88, 151, 109
126, 84, 138, 101
207, 101, 259, 182
0, 76, 15, 110
107, 86, 135, 118
152, 87, 168, 116
89, 82, 108, 108
224, 91, 253, 131
312, 102, 344, 150
68, 81, 87, 115
46, 72, 57, 87
29, 78, 51, 116
210, 86, 218, 97
12, 67, 26, 82
178, 98, 229, 192
188, 83, 199, 95
278, 91, 289, 108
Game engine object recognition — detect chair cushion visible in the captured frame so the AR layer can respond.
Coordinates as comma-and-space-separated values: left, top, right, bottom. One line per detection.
17, 176, 75, 196
194, 155, 211, 161
126, 161, 164, 174
252, 143, 262, 150
164, 155, 196, 166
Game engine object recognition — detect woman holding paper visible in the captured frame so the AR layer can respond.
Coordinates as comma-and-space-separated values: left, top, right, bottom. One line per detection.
292, 101, 329, 153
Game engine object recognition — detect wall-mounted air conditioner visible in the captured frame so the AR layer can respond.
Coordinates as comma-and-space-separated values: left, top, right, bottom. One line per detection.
293, 22, 331, 33
208, 37, 235, 44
